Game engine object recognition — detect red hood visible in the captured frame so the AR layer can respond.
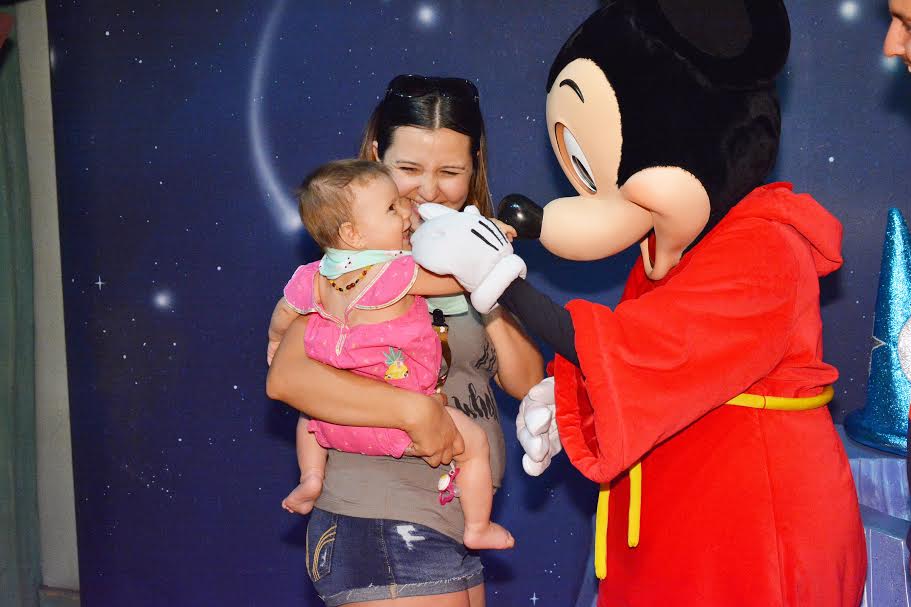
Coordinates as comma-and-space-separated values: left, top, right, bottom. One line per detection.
720, 182, 843, 277
0, 14, 11, 49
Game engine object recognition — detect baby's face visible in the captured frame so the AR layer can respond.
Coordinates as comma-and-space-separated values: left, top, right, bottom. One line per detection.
349, 175, 413, 251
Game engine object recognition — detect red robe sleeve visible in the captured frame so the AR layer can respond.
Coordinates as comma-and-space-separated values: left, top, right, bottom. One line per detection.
554, 219, 807, 483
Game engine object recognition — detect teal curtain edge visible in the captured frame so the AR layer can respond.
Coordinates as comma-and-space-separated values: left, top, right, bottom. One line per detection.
0, 7, 41, 607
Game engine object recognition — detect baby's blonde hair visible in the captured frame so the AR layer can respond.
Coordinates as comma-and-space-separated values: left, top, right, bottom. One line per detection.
297, 159, 393, 249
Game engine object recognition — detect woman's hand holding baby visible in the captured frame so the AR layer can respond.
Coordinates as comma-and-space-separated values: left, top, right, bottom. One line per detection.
404, 392, 466, 467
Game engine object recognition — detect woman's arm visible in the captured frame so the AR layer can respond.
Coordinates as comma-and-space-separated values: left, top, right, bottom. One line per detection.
266, 315, 464, 466
484, 306, 545, 400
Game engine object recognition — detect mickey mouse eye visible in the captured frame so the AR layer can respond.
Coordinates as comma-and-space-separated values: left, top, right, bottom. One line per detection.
562, 126, 597, 193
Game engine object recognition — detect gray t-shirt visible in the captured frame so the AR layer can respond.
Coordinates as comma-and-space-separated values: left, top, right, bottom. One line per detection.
315, 305, 506, 542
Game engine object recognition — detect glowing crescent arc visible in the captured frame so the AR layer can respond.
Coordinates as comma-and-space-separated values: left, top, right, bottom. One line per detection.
248, 0, 302, 233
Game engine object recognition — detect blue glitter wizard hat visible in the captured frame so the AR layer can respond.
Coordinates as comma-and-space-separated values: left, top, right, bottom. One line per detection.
845, 208, 911, 456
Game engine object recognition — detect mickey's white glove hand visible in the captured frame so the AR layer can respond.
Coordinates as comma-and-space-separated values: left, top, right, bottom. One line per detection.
516, 377, 561, 476
411, 204, 527, 314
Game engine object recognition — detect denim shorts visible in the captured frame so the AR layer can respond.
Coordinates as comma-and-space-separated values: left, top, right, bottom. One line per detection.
306, 508, 484, 606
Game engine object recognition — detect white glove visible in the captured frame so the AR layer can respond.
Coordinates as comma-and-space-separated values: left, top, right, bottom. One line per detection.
411, 204, 527, 314
516, 377, 562, 476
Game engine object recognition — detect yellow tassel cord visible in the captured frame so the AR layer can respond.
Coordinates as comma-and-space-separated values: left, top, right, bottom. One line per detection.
593, 386, 834, 579
627, 462, 641, 548
594, 461, 642, 580
594, 484, 610, 579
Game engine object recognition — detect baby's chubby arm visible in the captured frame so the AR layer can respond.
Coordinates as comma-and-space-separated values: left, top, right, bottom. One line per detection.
267, 297, 301, 365
410, 269, 463, 297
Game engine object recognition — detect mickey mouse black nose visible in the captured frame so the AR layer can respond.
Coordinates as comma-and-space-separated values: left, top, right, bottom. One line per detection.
497, 194, 543, 240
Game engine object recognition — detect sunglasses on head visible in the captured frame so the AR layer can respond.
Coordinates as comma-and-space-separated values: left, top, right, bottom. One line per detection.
385, 74, 480, 103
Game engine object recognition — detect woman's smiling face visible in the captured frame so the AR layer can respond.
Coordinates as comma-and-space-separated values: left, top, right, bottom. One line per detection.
375, 126, 474, 227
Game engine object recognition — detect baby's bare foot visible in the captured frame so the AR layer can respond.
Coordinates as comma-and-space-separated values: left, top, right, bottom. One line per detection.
463, 522, 515, 550
281, 472, 323, 515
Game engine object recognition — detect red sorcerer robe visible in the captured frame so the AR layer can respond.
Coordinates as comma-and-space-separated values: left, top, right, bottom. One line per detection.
554, 183, 866, 606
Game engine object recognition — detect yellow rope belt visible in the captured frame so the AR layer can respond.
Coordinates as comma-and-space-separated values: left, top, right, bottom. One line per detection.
593, 385, 834, 579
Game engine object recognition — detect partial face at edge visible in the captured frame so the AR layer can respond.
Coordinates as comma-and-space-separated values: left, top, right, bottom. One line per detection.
543, 58, 710, 279
886, 0, 911, 70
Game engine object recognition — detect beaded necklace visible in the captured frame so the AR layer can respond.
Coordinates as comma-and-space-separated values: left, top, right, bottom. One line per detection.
326, 265, 373, 293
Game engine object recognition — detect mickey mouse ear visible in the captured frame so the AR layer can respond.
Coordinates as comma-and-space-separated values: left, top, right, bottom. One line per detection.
638, 0, 790, 89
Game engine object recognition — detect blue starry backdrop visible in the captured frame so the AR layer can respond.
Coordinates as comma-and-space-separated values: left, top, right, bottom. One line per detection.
46, 1, 911, 605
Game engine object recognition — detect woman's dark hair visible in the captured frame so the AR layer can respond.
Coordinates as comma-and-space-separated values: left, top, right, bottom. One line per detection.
357, 75, 493, 217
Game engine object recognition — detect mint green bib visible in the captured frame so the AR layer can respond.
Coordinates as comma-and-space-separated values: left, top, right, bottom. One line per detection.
319, 248, 408, 279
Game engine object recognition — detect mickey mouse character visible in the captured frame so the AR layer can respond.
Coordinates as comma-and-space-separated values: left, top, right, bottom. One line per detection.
412, 1, 867, 605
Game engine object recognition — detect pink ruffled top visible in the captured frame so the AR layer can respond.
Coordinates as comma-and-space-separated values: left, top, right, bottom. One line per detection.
283, 256, 442, 396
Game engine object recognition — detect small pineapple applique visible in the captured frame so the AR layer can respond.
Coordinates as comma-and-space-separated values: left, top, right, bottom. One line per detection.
383, 348, 409, 381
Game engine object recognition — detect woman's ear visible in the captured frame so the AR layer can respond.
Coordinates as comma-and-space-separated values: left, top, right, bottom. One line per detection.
371, 141, 381, 162
337, 222, 362, 249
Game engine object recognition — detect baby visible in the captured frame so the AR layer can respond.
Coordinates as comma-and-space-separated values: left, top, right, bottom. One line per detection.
267, 159, 513, 550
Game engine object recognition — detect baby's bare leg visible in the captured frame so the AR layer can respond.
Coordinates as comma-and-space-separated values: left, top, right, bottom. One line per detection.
281, 415, 326, 515
447, 408, 514, 550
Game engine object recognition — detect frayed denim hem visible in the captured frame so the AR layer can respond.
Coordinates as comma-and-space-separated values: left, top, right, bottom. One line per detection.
320, 568, 484, 606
